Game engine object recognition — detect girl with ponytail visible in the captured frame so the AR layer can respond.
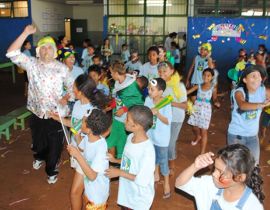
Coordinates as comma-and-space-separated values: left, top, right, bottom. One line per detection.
175, 144, 264, 210
227, 65, 270, 164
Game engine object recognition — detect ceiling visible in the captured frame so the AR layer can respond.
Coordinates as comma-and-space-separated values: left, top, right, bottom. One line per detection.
39, 0, 104, 5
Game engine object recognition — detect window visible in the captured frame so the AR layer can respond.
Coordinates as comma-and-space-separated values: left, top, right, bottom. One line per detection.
105, 0, 187, 60
13, 1, 28, 17
194, 0, 268, 16
0, 2, 11, 17
0, 1, 28, 18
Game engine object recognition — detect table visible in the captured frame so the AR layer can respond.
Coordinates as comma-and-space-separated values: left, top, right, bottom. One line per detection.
0, 62, 16, 84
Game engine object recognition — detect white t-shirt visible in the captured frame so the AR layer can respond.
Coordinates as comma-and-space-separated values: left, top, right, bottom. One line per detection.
125, 60, 143, 73
118, 134, 155, 210
83, 136, 110, 205
144, 96, 172, 147
178, 175, 263, 210
163, 82, 187, 123
71, 65, 84, 81
212, 68, 219, 87
81, 48, 88, 60
139, 62, 159, 80
71, 101, 94, 146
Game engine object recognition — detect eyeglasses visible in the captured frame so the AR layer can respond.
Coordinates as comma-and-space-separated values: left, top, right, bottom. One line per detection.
157, 61, 169, 69
149, 79, 157, 86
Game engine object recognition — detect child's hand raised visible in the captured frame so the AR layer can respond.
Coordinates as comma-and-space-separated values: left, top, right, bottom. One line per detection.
194, 152, 214, 170
105, 167, 121, 178
67, 145, 80, 159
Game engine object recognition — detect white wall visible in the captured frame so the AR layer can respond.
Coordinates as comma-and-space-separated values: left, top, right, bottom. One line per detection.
31, 0, 73, 44
72, 5, 104, 32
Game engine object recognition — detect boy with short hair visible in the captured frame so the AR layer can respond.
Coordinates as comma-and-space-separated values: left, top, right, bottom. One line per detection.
67, 109, 112, 209
106, 105, 155, 210
144, 78, 172, 199
82, 45, 95, 73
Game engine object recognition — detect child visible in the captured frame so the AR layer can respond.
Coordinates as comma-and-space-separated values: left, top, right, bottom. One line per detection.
81, 45, 95, 73
121, 43, 130, 64
136, 75, 148, 98
58, 47, 84, 81
81, 38, 91, 61
92, 55, 102, 66
158, 45, 167, 62
67, 109, 112, 210
144, 78, 172, 199
186, 43, 213, 98
107, 62, 144, 158
187, 68, 219, 154
88, 65, 110, 96
260, 105, 270, 150
101, 38, 113, 65
171, 41, 180, 72
49, 74, 109, 210
22, 40, 31, 96
158, 61, 187, 175
125, 51, 143, 74
105, 105, 155, 210
140, 46, 159, 80
228, 65, 270, 164
175, 144, 264, 210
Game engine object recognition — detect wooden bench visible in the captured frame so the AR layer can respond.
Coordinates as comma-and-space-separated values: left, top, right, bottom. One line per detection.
7, 106, 32, 130
0, 116, 16, 141
0, 62, 16, 84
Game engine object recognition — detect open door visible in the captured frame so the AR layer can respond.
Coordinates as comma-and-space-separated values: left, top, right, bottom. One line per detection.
65, 18, 88, 46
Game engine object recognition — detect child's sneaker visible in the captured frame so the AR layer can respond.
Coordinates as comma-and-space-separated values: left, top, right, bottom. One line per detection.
33, 160, 43, 170
47, 175, 58, 184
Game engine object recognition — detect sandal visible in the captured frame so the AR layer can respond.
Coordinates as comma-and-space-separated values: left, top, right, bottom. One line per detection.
163, 192, 171, 199
191, 139, 200, 146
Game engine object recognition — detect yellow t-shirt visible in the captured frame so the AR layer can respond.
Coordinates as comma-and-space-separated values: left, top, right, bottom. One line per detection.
264, 106, 270, 115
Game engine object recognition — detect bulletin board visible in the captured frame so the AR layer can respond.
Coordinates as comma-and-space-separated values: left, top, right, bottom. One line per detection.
186, 17, 270, 77
40, 8, 64, 32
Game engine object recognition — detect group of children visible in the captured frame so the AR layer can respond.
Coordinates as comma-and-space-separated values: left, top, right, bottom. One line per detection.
14, 29, 269, 210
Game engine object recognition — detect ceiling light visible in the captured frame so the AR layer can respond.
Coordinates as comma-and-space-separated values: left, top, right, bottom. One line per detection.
65, 0, 94, 5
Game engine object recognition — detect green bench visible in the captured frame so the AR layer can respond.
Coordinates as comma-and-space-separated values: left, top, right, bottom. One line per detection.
0, 62, 16, 84
7, 106, 32, 130
0, 116, 16, 140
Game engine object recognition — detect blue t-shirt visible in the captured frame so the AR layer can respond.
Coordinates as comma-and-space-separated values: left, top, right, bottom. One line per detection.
97, 83, 110, 96
144, 96, 172, 147
191, 55, 209, 85
228, 85, 266, 136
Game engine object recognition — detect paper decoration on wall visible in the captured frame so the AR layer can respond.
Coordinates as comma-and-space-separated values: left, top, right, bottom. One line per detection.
211, 36, 218, 41
212, 24, 243, 38
238, 24, 245, 32
193, 34, 201, 39
227, 38, 231, 41
208, 23, 215, 30
258, 35, 268, 40
221, 40, 225, 43
199, 41, 202, 44
251, 23, 255, 27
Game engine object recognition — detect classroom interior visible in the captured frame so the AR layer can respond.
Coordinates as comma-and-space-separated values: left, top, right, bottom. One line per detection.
0, 0, 270, 210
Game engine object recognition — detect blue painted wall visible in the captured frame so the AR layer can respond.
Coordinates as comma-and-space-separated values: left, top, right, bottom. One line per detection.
0, 0, 32, 62
186, 17, 270, 78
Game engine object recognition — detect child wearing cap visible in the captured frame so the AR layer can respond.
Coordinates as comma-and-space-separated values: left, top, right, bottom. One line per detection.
186, 43, 214, 101
59, 47, 84, 81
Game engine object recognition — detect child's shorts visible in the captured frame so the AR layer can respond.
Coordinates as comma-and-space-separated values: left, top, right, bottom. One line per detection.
154, 145, 169, 176
261, 111, 270, 127
85, 197, 107, 210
